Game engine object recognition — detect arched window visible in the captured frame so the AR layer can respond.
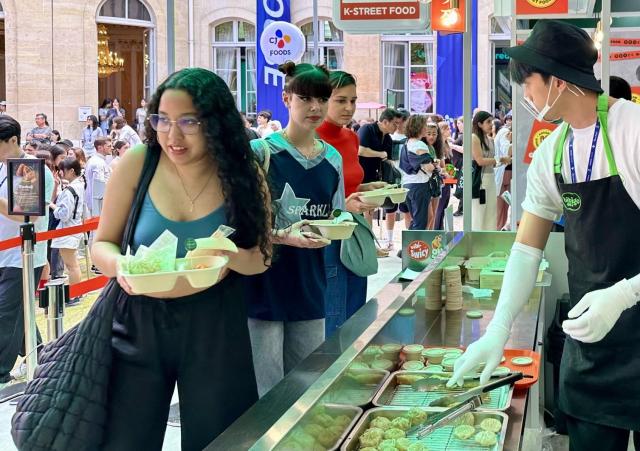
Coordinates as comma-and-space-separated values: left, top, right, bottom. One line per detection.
381, 36, 435, 113
97, 0, 155, 102
212, 20, 257, 115
300, 20, 343, 70
99, 0, 152, 23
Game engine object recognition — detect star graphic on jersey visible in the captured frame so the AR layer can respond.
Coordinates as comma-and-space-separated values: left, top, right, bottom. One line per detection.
275, 183, 310, 224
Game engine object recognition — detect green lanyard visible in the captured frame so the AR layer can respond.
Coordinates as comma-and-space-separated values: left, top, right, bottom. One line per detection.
554, 94, 618, 177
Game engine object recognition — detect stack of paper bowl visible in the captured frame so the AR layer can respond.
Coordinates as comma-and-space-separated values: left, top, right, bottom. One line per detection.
444, 265, 463, 310
424, 269, 443, 310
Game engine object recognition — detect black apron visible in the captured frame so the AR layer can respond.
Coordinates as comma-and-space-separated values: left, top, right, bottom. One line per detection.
556, 95, 640, 430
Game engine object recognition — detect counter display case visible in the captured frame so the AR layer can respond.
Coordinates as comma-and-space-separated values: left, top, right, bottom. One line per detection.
207, 232, 549, 451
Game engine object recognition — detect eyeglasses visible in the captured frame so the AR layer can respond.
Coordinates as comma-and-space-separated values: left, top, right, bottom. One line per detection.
148, 114, 202, 135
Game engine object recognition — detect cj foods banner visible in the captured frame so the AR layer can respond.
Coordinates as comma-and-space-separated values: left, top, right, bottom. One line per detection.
515, 0, 568, 14
257, 0, 305, 124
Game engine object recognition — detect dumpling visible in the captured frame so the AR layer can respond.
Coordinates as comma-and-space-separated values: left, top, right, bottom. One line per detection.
391, 417, 411, 431
479, 418, 502, 433
452, 412, 475, 427
384, 428, 406, 440
474, 430, 498, 447
312, 413, 334, 428
287, 430, 316, 449
370, 416, 393, 431
405, 407, 428, 426
333, 414, 352, 428
453, 425, 476, 440
303, 423, 324, 438
360, 428, 385, 448
394, 437, 412, 451
378, 439, 397, 449
406, 443, 428, 451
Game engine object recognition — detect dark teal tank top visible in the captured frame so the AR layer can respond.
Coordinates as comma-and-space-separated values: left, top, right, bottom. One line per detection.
132, 192, 226, 258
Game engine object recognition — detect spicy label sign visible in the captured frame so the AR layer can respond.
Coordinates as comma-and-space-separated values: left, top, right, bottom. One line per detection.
402, 231, 447, 271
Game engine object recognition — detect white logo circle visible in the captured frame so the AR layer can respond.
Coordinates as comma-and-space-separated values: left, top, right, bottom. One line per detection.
260, 21, 306, 66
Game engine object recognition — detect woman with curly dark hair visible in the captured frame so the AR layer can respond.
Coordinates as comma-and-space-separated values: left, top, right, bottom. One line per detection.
91, 67, 272, 450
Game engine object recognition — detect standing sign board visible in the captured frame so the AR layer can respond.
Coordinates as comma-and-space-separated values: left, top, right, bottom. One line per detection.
256, 0, 292, 124
7, 159, 46, 217
332, 0, 428, 34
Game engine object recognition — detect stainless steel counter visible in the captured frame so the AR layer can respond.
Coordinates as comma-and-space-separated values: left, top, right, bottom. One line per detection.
206, 232, 543, 451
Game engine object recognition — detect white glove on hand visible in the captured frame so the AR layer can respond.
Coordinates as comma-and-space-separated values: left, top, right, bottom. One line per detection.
447, 328, 509, 387
562, 279, 638, 343
447, 242, 543, 388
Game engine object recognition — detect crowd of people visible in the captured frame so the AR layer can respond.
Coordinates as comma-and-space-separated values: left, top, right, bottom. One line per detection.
2, 18, 640, 451
0, 59, 518, 449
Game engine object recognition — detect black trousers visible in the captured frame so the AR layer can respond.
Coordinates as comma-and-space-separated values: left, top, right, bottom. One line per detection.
567, 415, 640, 451
102, 275, 258, 451
405, 183, 431, 230
0, 266, 43, 381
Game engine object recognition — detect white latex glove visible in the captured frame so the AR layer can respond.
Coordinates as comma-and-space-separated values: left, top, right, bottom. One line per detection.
447, 328, 509, 387
447, 242, 543, 388
562, 279, 638, 343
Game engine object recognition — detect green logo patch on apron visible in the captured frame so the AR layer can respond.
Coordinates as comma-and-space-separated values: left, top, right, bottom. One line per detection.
562, 192, 582, 211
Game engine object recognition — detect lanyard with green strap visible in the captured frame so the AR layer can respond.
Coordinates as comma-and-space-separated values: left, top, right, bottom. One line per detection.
553, 94, 618, 178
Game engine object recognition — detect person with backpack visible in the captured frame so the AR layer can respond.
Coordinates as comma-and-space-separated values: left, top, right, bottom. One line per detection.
50, 157, 85, 306
399, 114, 436, 230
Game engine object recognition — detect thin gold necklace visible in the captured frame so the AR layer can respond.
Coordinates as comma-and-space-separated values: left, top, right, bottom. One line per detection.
282, 129, 322, 160
173, 164, 215, 212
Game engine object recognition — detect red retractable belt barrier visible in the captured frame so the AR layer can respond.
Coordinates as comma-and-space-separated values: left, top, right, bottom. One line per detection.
0, 217, 109, 298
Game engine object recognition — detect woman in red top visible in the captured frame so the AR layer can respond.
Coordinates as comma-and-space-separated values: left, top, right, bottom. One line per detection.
317, 71, 385, 337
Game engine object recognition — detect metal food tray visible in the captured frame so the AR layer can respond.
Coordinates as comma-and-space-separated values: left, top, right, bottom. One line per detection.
320, 369, 391, 407
273, 403, 363, 451
341, 406, 509, 451
372, 371, 513, 411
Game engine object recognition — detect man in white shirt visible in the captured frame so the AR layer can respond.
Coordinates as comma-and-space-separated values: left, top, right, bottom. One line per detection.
0, 116, 54, 388
449, 20, 640, 450
85, 136, 112, 218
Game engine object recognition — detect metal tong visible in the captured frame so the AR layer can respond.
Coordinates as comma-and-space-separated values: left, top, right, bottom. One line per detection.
408, 372, 524, 439
409, 395, 484, 439
411, 371, 522, 392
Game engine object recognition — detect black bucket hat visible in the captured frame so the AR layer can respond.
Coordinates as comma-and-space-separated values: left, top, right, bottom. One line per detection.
505, 20, 603, 94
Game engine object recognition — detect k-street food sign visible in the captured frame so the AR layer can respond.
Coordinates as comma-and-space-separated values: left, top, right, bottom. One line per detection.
332, 0, 429, 34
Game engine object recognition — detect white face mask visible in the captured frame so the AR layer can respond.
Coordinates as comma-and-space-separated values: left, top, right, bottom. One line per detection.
520, 76, 585, 123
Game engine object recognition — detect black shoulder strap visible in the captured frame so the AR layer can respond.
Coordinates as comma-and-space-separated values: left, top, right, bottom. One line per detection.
66, 186, 79, 220
120, 148, 160, 254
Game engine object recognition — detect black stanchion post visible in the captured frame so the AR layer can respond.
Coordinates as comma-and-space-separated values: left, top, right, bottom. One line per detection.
42, 278, 67, 341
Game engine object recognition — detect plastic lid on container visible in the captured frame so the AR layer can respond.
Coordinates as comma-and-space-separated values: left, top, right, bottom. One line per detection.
403, 344, 425, 353
381, 343, 403, 353
423, 348, 447, 356
466, 310, 484, 319
424, 365, 444, 373
442, 357, 458, 367
444, 350, 464, 360
371, 359, 394, 370
398, 308, 416, 316
402, 360, 425, 371
511, 356, 534, 366
492, 366, 511, 376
